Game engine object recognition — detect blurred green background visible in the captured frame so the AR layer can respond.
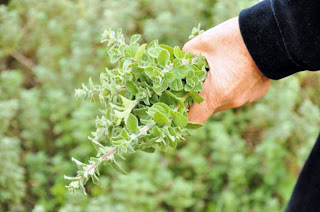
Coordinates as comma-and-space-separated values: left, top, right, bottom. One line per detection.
0, 0, 319, 211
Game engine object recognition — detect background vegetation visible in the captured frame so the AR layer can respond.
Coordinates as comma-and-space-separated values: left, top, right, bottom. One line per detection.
0, 0, 319, 211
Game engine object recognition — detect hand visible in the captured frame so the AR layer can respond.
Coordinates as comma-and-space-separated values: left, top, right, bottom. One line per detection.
183, 17, 271, 123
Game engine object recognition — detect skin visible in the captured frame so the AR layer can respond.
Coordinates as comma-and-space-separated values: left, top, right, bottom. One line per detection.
184, 17, 272, 123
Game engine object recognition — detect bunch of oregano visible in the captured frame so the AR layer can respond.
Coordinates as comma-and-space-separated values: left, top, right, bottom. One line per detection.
65, 25, 208, 194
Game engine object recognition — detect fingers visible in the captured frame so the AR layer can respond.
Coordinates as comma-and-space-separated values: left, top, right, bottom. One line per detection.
188, 72, 216, 123
183, 29, 217, 123
188, 99, 212, 123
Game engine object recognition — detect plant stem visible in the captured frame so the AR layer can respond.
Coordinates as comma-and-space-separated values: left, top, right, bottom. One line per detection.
82, 97, 185, 179
84, 147, 117, 176
11, 52, 35, 71
84, 122, 155, 176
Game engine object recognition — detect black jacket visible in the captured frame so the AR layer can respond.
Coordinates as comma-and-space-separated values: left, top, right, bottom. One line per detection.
239, 1, 319, 211
239, 0, 320, 80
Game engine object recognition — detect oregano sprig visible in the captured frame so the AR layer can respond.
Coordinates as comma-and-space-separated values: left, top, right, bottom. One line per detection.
65, 25, 208, 194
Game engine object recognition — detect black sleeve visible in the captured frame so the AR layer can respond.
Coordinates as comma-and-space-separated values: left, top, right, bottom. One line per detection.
239, 0, 320, 80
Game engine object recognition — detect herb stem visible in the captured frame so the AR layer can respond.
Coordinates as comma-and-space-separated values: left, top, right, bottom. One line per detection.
84, 121, 155, 176
85, 147, 117, 176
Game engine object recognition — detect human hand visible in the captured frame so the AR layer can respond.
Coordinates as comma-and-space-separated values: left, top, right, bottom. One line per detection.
184, 17, 271, 123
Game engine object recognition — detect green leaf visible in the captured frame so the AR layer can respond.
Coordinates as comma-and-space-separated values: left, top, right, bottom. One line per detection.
186, 69, 195, 78
159, 92, 177, 106
172, 68, 186, 79
151, 126, 162, 137
71, 158, 86, 170
126, 43, 139, 57
144, 67, 160, 78
141, 147, 155, 153
153, 112, 169, 126
186, 78, 195, 87
135, 43, 147, 62
153, 80, 168, 95
120, 128, 131, 140
160, 44, 174, 57
126, 114, 139, 132
148, 39, 158, 48
151, 102, 171, 115
164, 72, 176, 83
126, 81, 138, 95
111, 160, 128, 175
110, 55, 121, 63
147, 47, 162, 58
186, 122, 203, 129
130, 34, 141, 44
88, 137, 104, 151
158, 49, 170, 67
119, 44, 127, 54
189, 23, 205, 39
172, 111, 188, 127
173, 46, 184, 59
170, 79, 183, 91
150, 93, 159, 104
184, 84, 193, 92
195, 69, 207, 79
165, 90, 184, 107
119, 95, 137, 108
164, 127, 176, 148
190, 91, 204, 103
91, 173, 100, 185
133, 108, 148, 119
193, 82, 203, 92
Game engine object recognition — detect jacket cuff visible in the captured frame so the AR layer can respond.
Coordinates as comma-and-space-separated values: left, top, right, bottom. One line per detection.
239, 0, 302, 80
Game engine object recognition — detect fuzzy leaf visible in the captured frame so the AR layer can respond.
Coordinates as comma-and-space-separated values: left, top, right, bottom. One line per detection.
153, 112, 169, 126
151, 102, 171, 115
147, 47, 162, 58
120, 128, 131, 140
119, 95, 137, 108
160, 44, 174, 57
130, 34, 141, 44
126, 43, 139, 56
126, 81, 138, 95
141, 147, 155, 153
164, 72, 176, 83
158, 50, 170, 67
186, 122, 203, 129
126, 114, 139, 133
135, 43, 147, 62
172, 68, 186, 79
190, 91, 204, 103
173, 46, 184, 59
133, 108, 149, 119
111, 160, 128, 175
145, 67, 160, 78
170, 79, 184, 91
172, 111, 188, 127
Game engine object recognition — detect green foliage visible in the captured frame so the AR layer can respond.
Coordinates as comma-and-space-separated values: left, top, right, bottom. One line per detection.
65, 28, 208, 194
0, 0, 319, 211
0, 137, 25, 212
